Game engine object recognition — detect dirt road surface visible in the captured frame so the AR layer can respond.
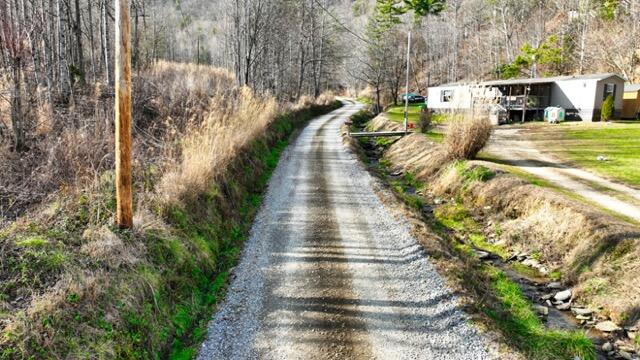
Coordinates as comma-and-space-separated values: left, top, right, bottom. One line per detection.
196, 103, 491, 359
486, 127, 640, 222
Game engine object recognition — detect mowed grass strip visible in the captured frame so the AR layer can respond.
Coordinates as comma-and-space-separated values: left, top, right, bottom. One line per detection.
537, 123, 640, 187
385, 103, 424, 124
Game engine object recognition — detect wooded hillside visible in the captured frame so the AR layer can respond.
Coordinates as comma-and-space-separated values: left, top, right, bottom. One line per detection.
1, 0, 639, 217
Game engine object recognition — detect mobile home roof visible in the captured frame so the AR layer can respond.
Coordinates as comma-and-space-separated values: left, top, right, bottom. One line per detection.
478, 73, 622, 87
429, 74, 624, 89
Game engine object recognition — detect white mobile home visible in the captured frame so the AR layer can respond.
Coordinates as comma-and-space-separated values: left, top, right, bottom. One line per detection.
427, 73, 625, 122
427, 84, 472, 110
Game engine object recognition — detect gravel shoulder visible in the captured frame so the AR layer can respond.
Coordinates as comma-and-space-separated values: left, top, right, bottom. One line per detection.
486, 127, 640, 222
197, 103, 492, 359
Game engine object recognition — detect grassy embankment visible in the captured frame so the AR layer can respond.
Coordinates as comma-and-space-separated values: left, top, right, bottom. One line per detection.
386, 162, 595, 360
348, 110, 597, 360
0, 62, 341, 359
476, 122, 640, 225
392, 109, 640, 221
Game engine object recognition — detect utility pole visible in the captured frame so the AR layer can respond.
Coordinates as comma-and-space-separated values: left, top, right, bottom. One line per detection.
115, 0, 133, 228
403, 32, 411, 133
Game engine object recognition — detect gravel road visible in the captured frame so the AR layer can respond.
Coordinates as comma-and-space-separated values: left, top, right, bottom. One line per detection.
197, 102, 492, 359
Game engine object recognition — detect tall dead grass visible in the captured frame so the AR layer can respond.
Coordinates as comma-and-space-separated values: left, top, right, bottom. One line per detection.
444, 115, 492, 160
0, 61, 238, 220
159, 87, 277, 203
315, 91, 336, 106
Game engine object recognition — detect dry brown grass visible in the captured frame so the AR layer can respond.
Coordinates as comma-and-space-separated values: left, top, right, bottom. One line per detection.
80, 225, 141, 268
1, 60, 341, 358
160, 87, 277, 203
315, 91, 336, 106
0, 61, 238, 220
444, 115, 492, 160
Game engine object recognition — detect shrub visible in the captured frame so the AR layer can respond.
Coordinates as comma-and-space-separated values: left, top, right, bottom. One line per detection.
601, 95, 614, 121
444, 116, 492, 160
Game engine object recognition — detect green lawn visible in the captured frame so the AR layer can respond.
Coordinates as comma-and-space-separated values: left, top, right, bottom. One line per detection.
385, 104, 445, 142
538, 123, 640, 187
385, 104, 424, 124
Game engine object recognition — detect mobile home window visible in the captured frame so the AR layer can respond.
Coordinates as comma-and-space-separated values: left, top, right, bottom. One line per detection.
603, 83, 616, 100
441, 90, 453, 103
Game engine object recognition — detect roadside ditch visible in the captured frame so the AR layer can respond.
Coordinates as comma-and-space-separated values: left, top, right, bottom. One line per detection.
343, 110, 640, 360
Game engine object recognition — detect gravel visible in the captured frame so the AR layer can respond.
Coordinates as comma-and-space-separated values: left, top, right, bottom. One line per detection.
197, 102, 492, 359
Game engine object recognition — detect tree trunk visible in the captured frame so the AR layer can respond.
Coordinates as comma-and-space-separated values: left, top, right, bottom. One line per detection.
103, 0, 111, 85
57, 0, 71, 98
74, 0, 85, 80
87, 0, 97, 81
133, 2, 140, 70
375, 85, 382, 114
11, 57, 25, 151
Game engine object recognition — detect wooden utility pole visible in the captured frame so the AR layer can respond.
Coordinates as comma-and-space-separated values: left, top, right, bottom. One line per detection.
115, 0, 133, 228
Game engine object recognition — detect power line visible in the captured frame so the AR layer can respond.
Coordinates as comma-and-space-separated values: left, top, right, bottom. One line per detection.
311, 0, 372, 45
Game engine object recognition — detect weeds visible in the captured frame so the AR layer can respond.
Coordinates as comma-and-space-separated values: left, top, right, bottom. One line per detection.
455, 162, 495, 183
0, 61, 341, 358
485, 268, 595, 360
348, 110, 375, 130
159, 87, 278, 204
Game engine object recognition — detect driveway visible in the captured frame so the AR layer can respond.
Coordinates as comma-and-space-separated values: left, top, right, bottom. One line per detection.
486, 127, 640, 222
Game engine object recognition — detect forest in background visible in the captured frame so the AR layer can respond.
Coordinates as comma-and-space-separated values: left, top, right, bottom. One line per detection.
1, 0, 639, 217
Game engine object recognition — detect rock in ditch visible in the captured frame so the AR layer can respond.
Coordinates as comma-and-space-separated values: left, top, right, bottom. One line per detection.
522, 258, 540, 267
572, 308, 593, 316
556, 302, 571, 310
601, 342, 613, 352
547, 282, 563, 289
554, 289, 572, 301
533, 305, 549, 316
595, 321, 621, 332
619, 350, 633, 360
475, 250, 491, 260
540, 294, 554, 301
